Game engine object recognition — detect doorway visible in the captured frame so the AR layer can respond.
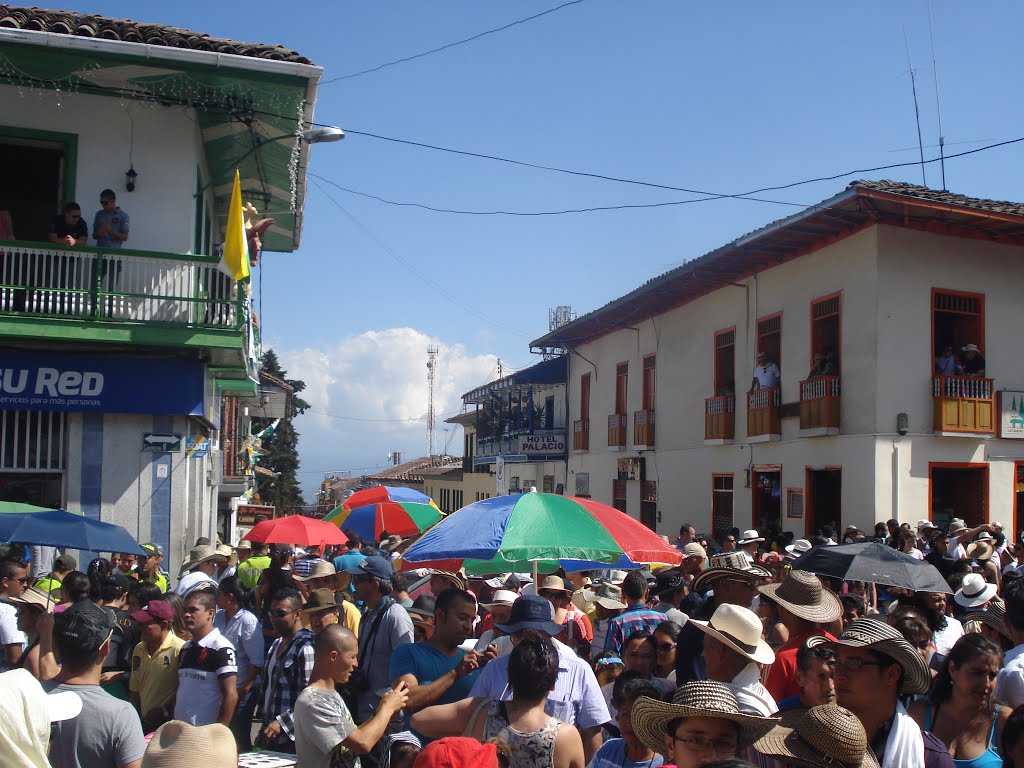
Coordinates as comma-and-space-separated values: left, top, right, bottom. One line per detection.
806, 468, 842, 538
0, 130, 76, 242
0, 472, 64, 508
752, 470, 781, 535
930, 464, 988, 529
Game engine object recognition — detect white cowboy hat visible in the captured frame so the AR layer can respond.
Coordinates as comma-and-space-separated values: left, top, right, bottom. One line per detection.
737, 529, 765, 545
785, 539, 813, 559
954, 573, 997, 608
481, 589, 519, 610
690, 603, 776, 665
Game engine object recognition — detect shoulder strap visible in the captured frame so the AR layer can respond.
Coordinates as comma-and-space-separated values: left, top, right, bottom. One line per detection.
463, 697, 491, 738
358, 597, 394, 661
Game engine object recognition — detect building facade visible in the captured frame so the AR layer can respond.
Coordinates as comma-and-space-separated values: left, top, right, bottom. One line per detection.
0, 8, 322, 574
530, 181, 1024, 542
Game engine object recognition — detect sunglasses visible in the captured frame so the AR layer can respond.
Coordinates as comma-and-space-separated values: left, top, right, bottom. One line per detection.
15, 576, 30, 585
656, 642, 676, 653
539, 590, 568, 600
269, 609, 296, 618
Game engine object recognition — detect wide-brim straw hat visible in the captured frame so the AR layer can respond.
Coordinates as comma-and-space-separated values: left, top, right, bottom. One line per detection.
955, 573, 997, 608
785, 539, 813, 559
962, 601, 1013, 642
755, 705, 879, 768
581, 582, 627, 610
690, 603, 776, 665
428, 568, 468, 592
7, 586, 55, 612
737, 529, 765, 545
294, 559, 338, 582
142, 720, 237, 768
692, 551, 771, 593
178, 545, 224, 576
631, 681, 779, 755
301, 588, 340, 613
758, 570, 842, 623
832, 618, 931, 695
966, 541, 994, 562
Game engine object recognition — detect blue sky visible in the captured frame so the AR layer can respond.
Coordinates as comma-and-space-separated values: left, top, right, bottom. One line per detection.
60, 1, 1024, 499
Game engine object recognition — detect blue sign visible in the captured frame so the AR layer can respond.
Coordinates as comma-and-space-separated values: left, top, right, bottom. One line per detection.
0, 352, 205, 415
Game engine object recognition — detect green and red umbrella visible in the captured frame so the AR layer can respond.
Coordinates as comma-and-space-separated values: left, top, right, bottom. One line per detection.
400, 492, 682, 575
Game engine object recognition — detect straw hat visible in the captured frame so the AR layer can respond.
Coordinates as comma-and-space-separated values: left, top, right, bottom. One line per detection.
692, 551, 771, 593
758, 570, 842, 623
966, 541, 994, 563
955, 573, 997, 608
962, 343, 980, 353
785, 539, 813, 559
294, 559, 338, 582
581, 582, 627, 610
755, 705, 879, 768
631, 681, 780, 755
962, 602, 1013, 643
7, 586, 56, 612
428, 568, 468, 592
690, 603, 775, 665
142, 720, 237, 768
682, 542, 707, 559
301, 588, 340, 614
178, 545, 224, 576
737, 529, 765, 545
833, 618, 931, 695
539, 575, 573, 594
380, 534, 406, 553
481, 589, 519, 610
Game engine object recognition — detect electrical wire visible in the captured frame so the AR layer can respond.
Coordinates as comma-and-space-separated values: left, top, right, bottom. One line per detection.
321, 0, 587, 83
308, 408, 425, 423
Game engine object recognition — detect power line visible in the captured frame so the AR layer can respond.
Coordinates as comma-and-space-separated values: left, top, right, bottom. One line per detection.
308, 408, 424, 423
321, 0, 587, 83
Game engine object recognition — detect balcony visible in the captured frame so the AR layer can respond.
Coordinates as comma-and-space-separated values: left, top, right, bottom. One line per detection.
705, 395, 736, 443
799, 376, 841, 435
747, 387, 781, 442
634, 409, 655, 449
932, 376, 995, 435
0, 241, 251, 367
607, 413, 627, 450
573, 419, 590, 451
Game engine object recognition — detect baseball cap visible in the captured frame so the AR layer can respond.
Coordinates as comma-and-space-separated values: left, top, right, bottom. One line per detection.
415, 737, 499, 768
130, 601, 175, 624
53, 554, 78, 572
347, 555, 394, 580
139, 543, 161, 557
55, 600, 116, 653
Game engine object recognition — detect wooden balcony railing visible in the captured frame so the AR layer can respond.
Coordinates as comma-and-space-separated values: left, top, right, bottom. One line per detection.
799, 376, 841, 431
608, 413, 627, 449
634, 409, 655, 449
747, 387, 782, 438
573, 419, 590, 451
705, 395, 736, 441
932, 376, 995, 434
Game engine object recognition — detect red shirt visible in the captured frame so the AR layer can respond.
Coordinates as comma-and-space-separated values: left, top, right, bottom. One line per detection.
763, 629, 837, 702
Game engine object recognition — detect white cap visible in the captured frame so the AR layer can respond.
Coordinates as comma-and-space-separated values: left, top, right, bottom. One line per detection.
481, 589, 519, 609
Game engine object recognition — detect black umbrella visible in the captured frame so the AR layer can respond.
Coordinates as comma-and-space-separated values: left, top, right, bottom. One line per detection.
790, 541, 951, 593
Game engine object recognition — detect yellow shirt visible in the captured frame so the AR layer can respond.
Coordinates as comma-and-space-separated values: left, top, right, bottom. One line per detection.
341, 599, 361, 635
129, 631, 185, 716
131, 571, 168, 593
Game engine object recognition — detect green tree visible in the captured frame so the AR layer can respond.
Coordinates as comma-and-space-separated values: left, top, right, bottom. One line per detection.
252, 349, 309, 513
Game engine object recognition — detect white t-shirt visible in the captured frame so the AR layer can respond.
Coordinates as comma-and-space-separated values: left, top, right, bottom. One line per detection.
932, 616, 965, 658
293, 687, 359, 768
174, 628, 237, 725
753, 362, 780, 388
0, 601, 26, 671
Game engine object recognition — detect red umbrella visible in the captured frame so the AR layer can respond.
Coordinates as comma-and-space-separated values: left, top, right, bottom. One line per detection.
242, 514, 348, 548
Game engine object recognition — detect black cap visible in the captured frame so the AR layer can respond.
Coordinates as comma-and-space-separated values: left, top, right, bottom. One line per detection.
54, 600, 116, 653
347, 555, 394, 580
653, 569, 685, 596
105, 574, 132, 595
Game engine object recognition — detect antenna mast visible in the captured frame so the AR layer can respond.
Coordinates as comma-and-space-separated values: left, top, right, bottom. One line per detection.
426, 346, 438, 457
927, 0, 946, 190
903, 28, 927, 187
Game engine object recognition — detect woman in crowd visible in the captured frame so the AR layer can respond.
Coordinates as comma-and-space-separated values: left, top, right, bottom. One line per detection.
56, 570, 90, 610
654, 620, 682, 681
630, 681, 778, 768
7, 586, 53, 680
604, 632, 676, 715
592, 676, 664, 768
215, 575, 264, 749
1004, 706, 1024, 768
412, 629, 585, 768
756, 595, 789, 650
159, 590, 190, 641
909, 633, 1011, 767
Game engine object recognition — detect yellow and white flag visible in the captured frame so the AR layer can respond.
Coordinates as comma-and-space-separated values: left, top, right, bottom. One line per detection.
218, 169, 250, 282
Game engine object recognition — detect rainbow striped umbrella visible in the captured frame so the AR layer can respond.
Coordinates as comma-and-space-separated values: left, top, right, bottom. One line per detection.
401, 492, 683, 575
324, 501, 443, 542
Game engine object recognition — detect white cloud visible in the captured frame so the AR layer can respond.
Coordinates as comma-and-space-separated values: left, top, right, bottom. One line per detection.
277, 328, 497, 496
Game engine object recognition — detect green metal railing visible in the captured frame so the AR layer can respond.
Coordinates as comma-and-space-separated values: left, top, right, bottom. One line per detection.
0, 240, 245, 329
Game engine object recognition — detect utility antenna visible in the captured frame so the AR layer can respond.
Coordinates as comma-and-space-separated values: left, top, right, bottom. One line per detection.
497, 358, 503, 379
426, 346, 438, 457
903, 28, 927, 186
927, 0, 946, 190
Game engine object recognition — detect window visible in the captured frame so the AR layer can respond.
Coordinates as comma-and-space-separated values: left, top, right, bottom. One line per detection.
642, 355, 656, 411
613, 479, 627, 513
641, 480, 657, 531
575, 472, 590, 497
615, 363, 628, 415
580, 373, 591, 422
810, 294, 841, 374
1, 410, 65, 470
454, 489, 463, 510
932, 289, 984, 373
711, 474, 734, 541
543, 475, 554, 493
786, 488, 804, 520
544, 395, 555, 430
463, 431, 475, 474
714, 329, 736, 395
757, 314, 782, 374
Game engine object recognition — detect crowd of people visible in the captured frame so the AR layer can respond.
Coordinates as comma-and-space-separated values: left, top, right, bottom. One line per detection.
3, 516, 1024, 768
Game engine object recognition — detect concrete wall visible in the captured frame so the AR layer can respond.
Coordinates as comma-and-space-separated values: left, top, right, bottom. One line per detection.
0, 86, 206, 253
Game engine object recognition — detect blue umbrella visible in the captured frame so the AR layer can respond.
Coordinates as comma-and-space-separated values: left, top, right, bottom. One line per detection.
0, 510, 147, 555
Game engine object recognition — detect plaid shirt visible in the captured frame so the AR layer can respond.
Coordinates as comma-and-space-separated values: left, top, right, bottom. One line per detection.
258, 628, 315, 743
604, 604, 666, 655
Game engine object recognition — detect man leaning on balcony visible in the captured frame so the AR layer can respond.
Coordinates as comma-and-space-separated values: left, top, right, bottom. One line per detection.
47, 202, 88, 247
750, 351, 780, 390
961, 343, 986, 376
93, 189, 129, 248
935, 345, 962, 376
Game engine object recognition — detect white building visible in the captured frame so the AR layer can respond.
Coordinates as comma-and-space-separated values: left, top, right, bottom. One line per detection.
529, 181, 1024, 543
0, 7, 324, 574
